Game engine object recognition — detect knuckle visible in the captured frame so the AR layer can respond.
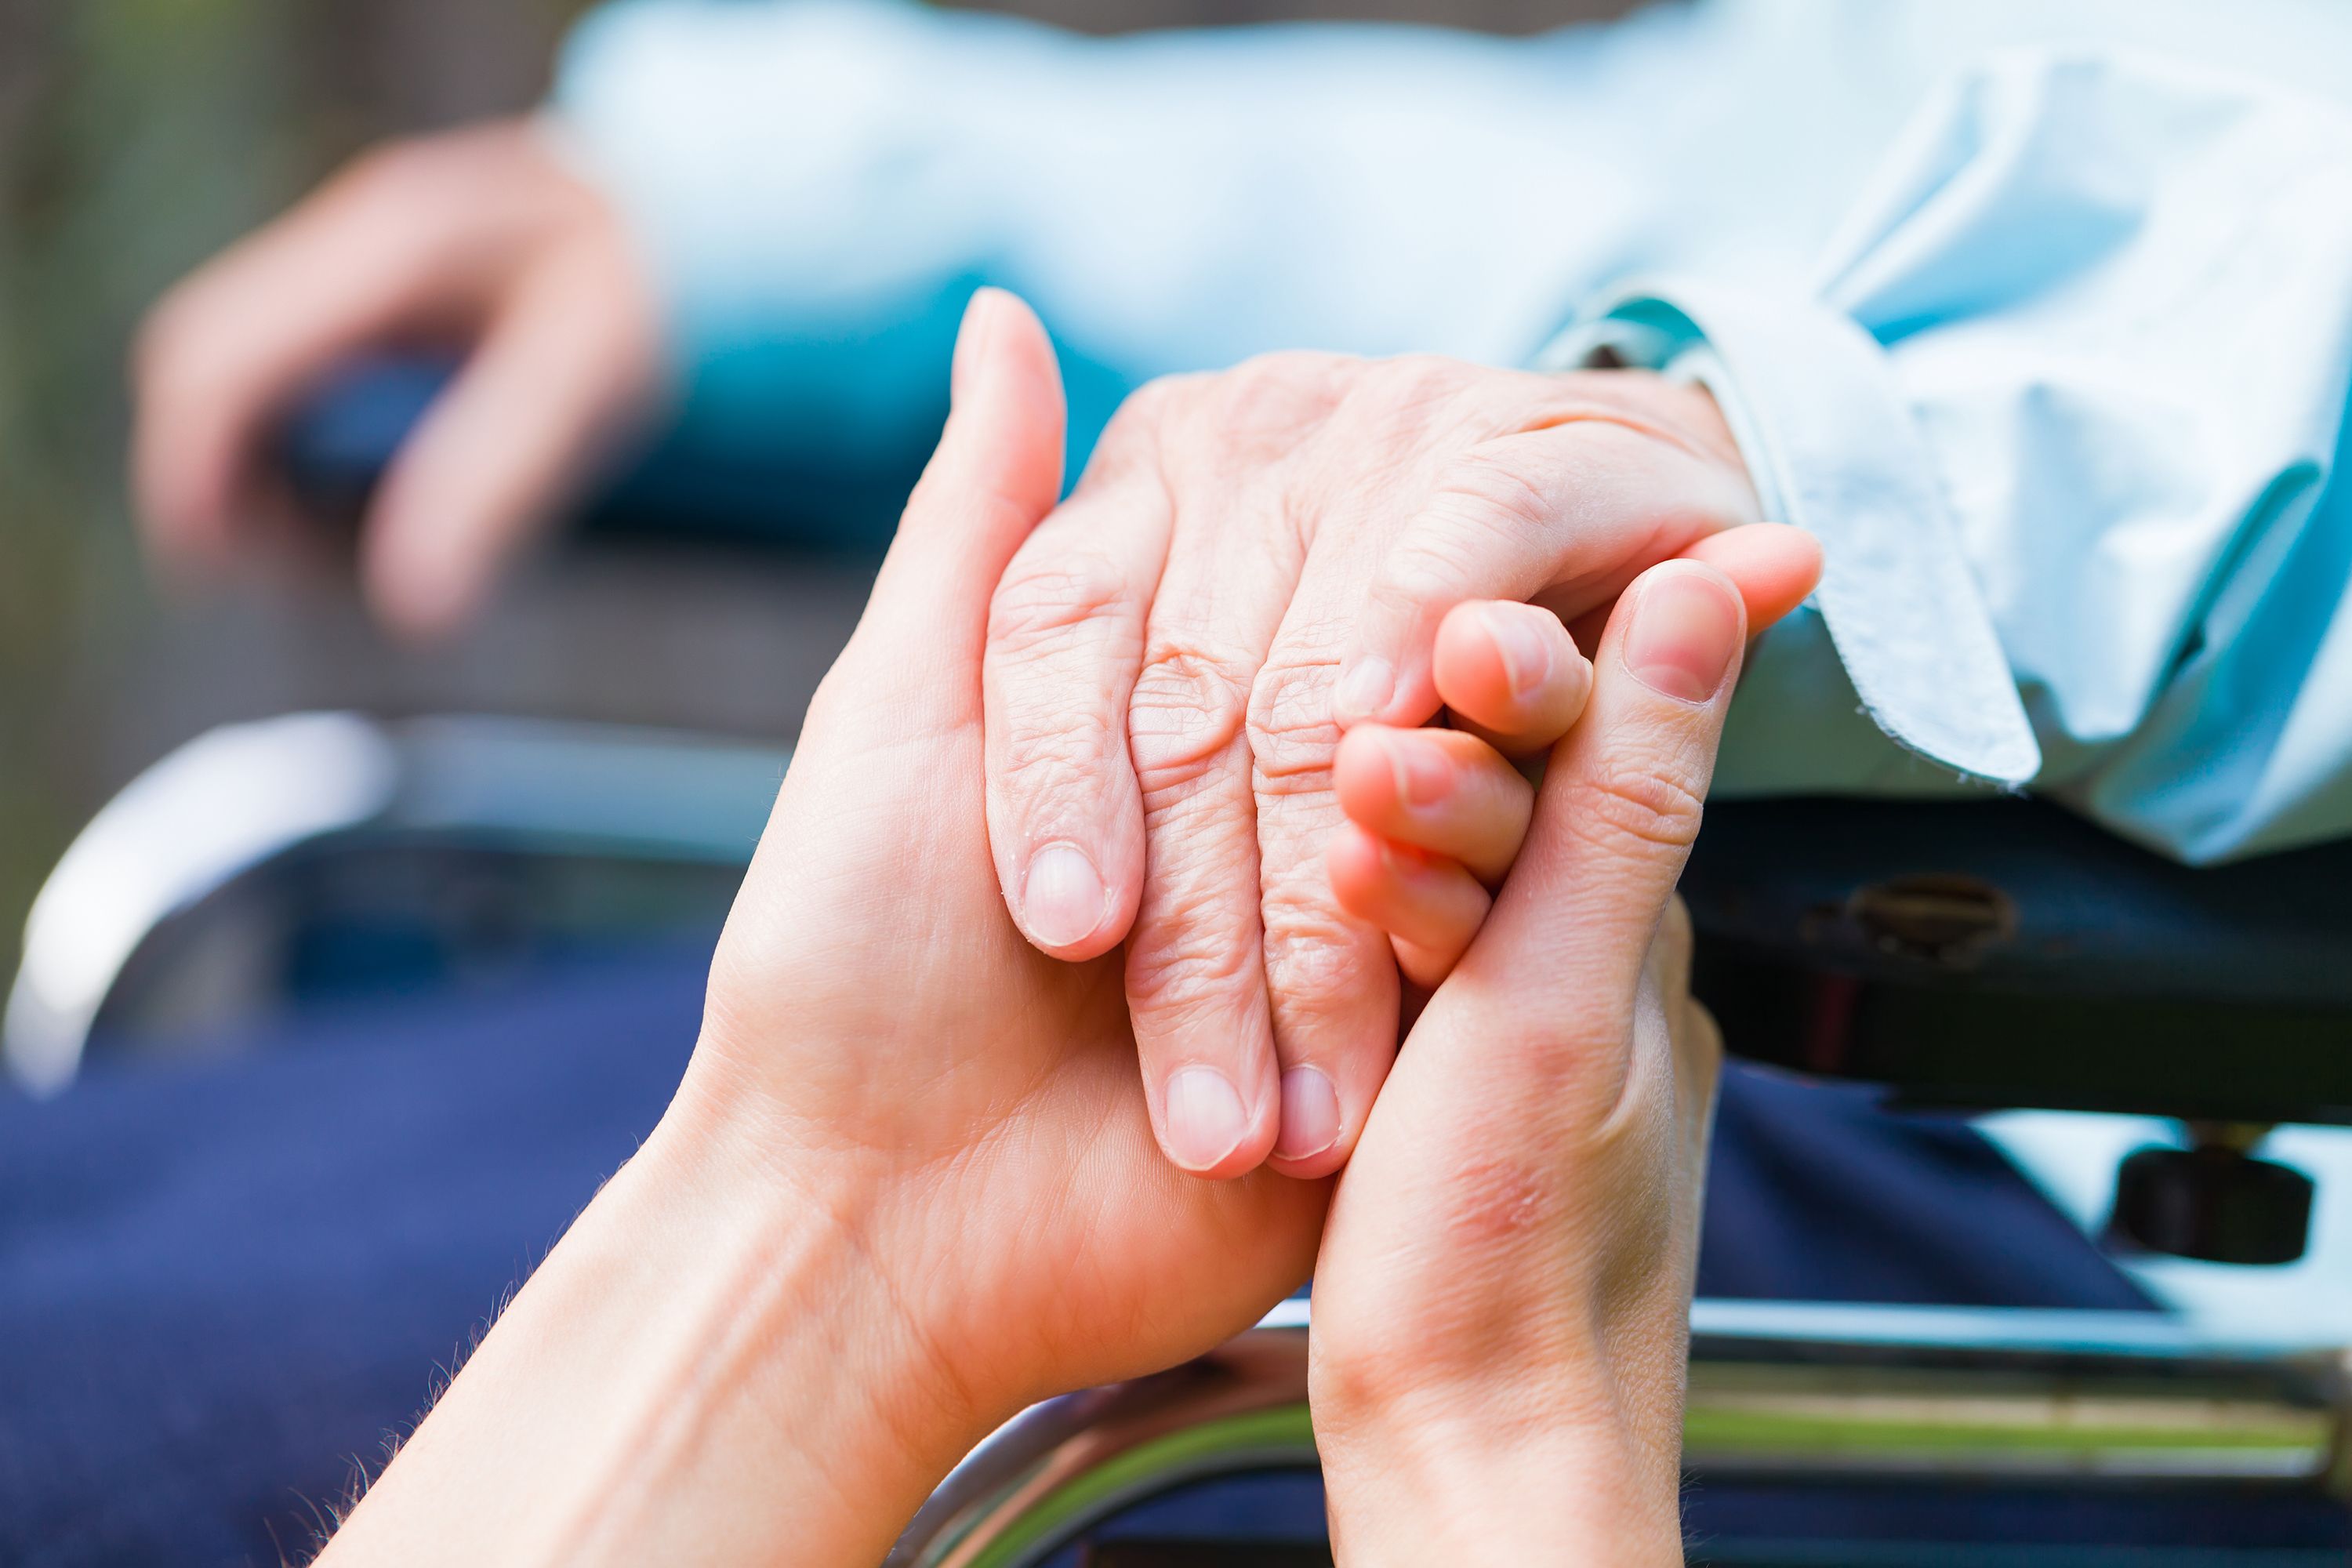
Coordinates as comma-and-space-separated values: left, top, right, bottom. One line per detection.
1123, 372, 1199, 419
1128, 639, 1253, 800
1091, 376, 1185, 463
325, 130, 543, 262
1261, 898, 1373, 1023
1566, 758, 1707, 862
1126, 916, 1261, 1022
998, 710, 1117, 800
1432, 447, 1563, 539
1192, 352, 1352, 455
1367, 527, 1473, 623
135, 279, 251, 402
1355, 353, 1479, 424
1245, 652, 1343, 791
988, 546, 1134, 658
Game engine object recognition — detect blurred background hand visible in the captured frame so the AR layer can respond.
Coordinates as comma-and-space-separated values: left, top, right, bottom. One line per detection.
130, 118, 664, 638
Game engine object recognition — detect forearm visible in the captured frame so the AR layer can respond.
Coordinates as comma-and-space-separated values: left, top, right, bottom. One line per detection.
318, 1070, 982, 1568
1310, 971, 1711, 1568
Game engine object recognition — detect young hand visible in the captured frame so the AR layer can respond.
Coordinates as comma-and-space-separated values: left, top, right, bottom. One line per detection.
1314, 559, 1755, 1567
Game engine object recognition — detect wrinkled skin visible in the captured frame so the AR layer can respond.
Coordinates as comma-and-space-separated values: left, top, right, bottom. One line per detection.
980, 354, 1771, 1179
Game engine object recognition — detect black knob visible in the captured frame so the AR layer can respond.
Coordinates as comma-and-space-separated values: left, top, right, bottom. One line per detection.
2109, 1144, 2314, 1265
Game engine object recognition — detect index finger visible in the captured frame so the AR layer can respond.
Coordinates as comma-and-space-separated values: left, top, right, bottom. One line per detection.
1330, 379, 1759, 731
982, 393, 1174, 961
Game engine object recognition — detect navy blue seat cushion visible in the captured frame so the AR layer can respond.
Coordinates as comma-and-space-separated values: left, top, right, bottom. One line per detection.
1695, 1062, 2154, 1309
0, 938, 2146, 1566
0, 942, 709, 1566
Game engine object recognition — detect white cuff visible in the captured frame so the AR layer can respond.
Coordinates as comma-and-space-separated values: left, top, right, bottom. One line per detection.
1541, 278, 2040, 789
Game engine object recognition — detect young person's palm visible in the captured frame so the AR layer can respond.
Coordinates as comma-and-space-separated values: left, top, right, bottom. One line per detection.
685, 291, 1325, 1429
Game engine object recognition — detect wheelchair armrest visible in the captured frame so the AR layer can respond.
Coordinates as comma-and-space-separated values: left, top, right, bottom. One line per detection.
3, 713, 782, 1093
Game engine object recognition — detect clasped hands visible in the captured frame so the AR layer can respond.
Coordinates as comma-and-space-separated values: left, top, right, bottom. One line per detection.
317, 292, 1818, 1566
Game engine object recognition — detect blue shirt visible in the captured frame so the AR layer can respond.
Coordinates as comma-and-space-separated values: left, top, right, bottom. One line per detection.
551, 0, 2352, 863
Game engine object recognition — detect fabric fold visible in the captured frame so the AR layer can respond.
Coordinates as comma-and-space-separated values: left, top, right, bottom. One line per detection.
1544, 281, 2042, 789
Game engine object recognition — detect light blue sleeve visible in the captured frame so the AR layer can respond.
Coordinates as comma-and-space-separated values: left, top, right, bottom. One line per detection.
546, 0, 1749, 475
1549, 49, 2352, 863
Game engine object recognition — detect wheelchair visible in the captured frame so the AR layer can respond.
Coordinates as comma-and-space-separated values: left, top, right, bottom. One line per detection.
11, 361, 2351, 1565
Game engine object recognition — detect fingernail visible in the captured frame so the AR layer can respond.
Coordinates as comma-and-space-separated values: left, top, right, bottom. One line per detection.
1334, 658, 1394, 724
1275, 1066, 1341, 1162
1390, 738, 1450, 807
1623, 569, 1740, 702
1022, 843, 1106, 949
1166, 1067, 1250, 1171
1480, 603, 1554, 701
950, 289, 1001, 407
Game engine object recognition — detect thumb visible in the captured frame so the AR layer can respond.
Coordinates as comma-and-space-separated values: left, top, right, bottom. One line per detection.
1449, 559, 1746, 1076
1678, 522, 1822, 633
829, 289, 1067, 735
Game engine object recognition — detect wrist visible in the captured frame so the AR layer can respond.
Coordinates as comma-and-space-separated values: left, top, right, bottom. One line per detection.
1312, 1353, 1685, 1567
612, 1062, 1007, 1510
1316, 1388, 1682, 1566
321, 1056, 991, 1567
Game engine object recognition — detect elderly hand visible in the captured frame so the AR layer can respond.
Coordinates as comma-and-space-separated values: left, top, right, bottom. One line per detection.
982, 354, 1809, 1178
1313, 558, 1743, 1566
131, 120, 662, 638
